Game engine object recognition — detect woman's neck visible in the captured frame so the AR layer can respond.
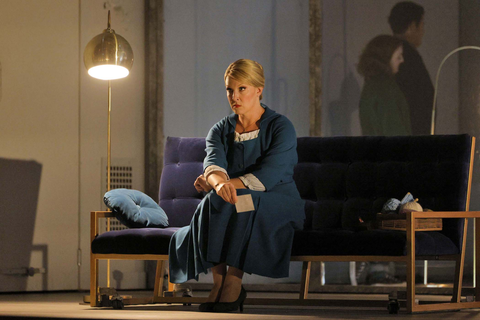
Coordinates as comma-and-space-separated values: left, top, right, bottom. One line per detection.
237, 104, 265, 133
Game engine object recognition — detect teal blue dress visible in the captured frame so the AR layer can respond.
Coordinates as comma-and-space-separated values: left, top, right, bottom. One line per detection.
169, 105, 305, 283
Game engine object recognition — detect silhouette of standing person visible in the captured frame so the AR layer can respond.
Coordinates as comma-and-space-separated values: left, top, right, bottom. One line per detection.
389, 1, 434, 135
358, 35, 411, 137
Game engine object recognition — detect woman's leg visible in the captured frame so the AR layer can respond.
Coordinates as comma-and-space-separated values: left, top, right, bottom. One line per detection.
207, 263, 227, 302
219, 266, 244, 302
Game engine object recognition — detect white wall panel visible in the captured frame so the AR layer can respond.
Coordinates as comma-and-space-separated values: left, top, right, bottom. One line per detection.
0, 0, 145, 291
164, 0, 310, 139
0, 0, 79, 291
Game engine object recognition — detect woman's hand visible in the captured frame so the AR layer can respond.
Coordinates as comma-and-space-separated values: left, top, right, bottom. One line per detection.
194, 175, 212, 193
215, 181, 238, 204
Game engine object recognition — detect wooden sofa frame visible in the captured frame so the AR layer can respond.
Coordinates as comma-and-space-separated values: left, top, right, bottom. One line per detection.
90, 137, 480, 313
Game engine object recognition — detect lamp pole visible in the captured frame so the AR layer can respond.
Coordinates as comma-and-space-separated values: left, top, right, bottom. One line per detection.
431, 46, 480, 135
430, 46, 480, 288
107, 80, 112, 192
84, 10, 133, 291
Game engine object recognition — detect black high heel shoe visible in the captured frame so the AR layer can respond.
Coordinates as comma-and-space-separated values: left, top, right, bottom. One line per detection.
198, 302, 216, 312
213, 286, 247, 313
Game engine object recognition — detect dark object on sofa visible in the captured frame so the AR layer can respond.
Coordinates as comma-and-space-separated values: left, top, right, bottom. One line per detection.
90, 134, 480, 313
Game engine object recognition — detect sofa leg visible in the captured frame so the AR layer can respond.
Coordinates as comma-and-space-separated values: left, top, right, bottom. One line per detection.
406, 213, 416, 313
90, 255, 99, 307
168, 271, 175, 293
154, 260, 166, 298
476, 218, 480, 301
299, 261, 311, 299
453, 218, 468, 303
161, 264, 176, 297
452, 255, 464, 303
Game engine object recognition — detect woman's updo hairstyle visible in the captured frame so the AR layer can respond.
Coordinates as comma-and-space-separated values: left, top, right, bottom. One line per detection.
357, 35, 403, 79
224, 59, 265, 100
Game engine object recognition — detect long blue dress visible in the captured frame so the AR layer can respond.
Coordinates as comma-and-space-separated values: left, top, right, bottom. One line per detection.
168, 105, 305, 283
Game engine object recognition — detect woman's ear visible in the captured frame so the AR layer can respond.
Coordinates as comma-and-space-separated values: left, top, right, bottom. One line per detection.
257, 87, 264, 97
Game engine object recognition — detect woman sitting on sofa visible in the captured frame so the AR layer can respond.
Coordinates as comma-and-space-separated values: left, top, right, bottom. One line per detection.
168, 59, 305, 313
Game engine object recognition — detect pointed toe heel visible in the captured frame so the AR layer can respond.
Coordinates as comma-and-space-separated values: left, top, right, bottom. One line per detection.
198, 302, 216, 312
213, 286, 247, 313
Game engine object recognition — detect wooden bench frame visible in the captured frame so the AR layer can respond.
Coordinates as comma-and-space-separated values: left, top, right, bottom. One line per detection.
90, 138, 480, 313
90, 212, 480, 313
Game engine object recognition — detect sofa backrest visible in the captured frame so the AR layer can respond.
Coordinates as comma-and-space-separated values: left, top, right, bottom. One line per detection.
160, 135, 473, 249
159, 137, 206, 228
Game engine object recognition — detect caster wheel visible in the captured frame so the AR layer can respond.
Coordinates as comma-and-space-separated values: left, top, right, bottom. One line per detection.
112, 299, 124, 310
182, 291, 192, 306
100, 295, 110, 307
387, 299, 399, 314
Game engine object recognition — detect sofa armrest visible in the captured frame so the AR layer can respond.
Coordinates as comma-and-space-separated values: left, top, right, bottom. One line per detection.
411, 211, 480, 218
90, 211, 116, 243
405, 210, 480, 309
404, 211, 480, 253
92, 210, 115, 218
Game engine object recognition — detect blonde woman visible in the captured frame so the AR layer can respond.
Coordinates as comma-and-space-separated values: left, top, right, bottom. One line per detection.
169, 59, 305, 313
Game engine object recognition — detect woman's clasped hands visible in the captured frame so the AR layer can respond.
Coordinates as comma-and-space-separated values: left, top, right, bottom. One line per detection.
194, 174, 212, 193
214, 181, 238, 204
193, 174, 238, 204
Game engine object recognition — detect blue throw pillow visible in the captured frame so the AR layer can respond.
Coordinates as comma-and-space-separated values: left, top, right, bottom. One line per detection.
104, 189, 169, 228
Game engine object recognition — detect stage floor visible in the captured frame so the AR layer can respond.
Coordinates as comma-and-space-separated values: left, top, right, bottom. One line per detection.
0, 291, 478, 320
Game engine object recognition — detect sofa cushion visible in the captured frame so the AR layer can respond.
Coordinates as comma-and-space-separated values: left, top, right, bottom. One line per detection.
92, 228, 180, 255
156, 135, 471, 256
291, 229, 460, 256
293, 135, 471, 251
104, 189, 169, 228
159, 137, 205, 227
91, 227, 459, 257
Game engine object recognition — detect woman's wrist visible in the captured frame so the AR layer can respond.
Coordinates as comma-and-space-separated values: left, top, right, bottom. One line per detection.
207, 172, 229, 192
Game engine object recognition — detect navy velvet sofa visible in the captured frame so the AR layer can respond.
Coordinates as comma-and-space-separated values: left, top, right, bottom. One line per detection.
90, 134, 480, 313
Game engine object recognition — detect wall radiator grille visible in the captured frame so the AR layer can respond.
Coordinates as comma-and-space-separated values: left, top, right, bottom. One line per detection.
100, 158, 136, 232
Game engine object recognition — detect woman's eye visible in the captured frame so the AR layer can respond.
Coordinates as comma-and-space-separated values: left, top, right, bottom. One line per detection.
239, 87, 246, 91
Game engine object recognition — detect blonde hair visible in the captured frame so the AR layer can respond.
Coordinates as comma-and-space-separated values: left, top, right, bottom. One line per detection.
224, 59, 265, 100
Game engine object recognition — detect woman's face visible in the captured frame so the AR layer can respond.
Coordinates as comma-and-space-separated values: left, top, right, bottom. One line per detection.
390, 46, 404, 75
225, 76, 263, 116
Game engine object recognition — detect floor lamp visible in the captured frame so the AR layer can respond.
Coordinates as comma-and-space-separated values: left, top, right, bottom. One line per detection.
430, 46, 480, 287
84, 10, 134, 288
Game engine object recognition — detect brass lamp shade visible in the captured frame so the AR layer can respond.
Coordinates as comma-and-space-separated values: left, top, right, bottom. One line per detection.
84, 14, 133, 80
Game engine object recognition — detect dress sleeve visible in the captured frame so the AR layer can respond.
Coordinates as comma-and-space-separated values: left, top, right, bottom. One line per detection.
239, 173, 265, 191
203, 122, 229, 174
204, 165, 230, 182
248, 116, 297, 191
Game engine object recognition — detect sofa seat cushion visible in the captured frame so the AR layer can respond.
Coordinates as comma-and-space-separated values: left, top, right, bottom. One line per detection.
91, 227, 180, 255
92, 227, 460, 257
291, 229, 459, 257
